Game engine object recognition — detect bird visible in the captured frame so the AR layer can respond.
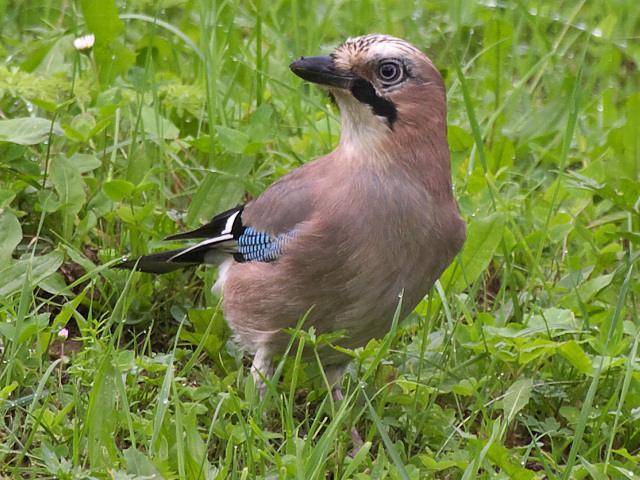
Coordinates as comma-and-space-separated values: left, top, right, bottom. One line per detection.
117, 34, 466, 400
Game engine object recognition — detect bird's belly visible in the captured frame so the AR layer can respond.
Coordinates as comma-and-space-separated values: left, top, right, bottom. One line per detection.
219, 234, 443, 358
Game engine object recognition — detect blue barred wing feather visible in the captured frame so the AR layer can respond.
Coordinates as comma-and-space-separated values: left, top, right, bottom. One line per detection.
236, 227, 293, 262
115, 205, 293, 273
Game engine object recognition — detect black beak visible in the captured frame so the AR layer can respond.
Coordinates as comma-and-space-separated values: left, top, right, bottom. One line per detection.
289, 56, 356, 89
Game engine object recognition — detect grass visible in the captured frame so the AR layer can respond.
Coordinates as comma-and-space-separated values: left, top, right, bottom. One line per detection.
0, 0, 639, 478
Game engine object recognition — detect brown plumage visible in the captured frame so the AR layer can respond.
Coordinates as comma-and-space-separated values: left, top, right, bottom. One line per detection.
117, 34, 465, 396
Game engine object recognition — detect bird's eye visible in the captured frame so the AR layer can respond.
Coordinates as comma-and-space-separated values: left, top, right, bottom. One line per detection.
377, 61, 403, 84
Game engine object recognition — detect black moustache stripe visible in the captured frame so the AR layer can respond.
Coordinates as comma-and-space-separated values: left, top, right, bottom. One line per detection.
350, 79, 397, 127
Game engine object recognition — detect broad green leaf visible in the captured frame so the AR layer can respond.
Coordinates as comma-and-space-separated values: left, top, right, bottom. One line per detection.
463, 420, 501, 480
620, 93, 639, 179
0, 189, 16, 209
141, 106, 179, 140
559, 341, 593, 375
35, 35, 72, 76
558, 266, 595, 290
247, 104, 274, 144
0, 210, 22, 263
38, 271, 68, 296
592, 310, 628, 357
186, 157, 254, 224
419, 454, 467, 472
80, 0, 134, 83
115, 202, 154, 224
448, 124, 473, 152
86, 361, 119, 467
500, 378, 532, 423
487, 443, 535, 480
37, 190, 62, 212
442, 212, 506, 290
486, 309, 578, 340
215, 126, 250, 154
20, 37, 58, 73
17, 313, 49, 343
50, 155, 85, 212
578, 273, 615, 301
488, 136, 515, 172
50, 155, 86, 236
180, 308, 229, 359
70, 153, 102, 173
579, 458, 608, 480
0, 382, 18, 402
518, 338, 558, 364
123, 448, 163, 477
103, 179, 136, 201
342, 441, 373, 478
560, 273, 614, 310
0, 250, 64, 297
610, 448, 639, 464
134, 182, 159, 195
450, 378, 477, 396
80, 0, 122, 39
65, 112, 97, 141
0, 117, 62, 145
483, 18, 513, 69
52, 290, 88, 330
524, 307, 578, 336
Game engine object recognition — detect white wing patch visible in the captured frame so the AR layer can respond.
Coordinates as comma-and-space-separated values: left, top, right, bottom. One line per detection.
168, 233, 233, 262
212, 257, 233, 296
222, 210, 239, 234
168, 211, 240, 262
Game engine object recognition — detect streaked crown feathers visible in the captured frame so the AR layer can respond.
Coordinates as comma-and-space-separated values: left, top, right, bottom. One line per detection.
332, 34, 430, 71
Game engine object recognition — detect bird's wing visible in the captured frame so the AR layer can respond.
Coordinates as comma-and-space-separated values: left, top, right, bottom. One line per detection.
115, 158, 325, 273
239, 159, 321, 234
165, 206, 245, 240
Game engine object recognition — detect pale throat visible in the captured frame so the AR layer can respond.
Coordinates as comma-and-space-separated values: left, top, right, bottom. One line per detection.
333, 92, 393, 165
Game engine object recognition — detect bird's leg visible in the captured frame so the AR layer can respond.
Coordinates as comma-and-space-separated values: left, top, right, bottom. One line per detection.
332, 388, 344, 402
327, 365, 346, 402
326, 365, 364, 455
250, 347, 273, 399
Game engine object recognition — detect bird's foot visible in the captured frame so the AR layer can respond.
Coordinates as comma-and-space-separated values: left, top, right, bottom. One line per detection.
331, 386, 364, 457
332, 386, 344, 402
349, 426, 364, 458
251, 347, 273, 400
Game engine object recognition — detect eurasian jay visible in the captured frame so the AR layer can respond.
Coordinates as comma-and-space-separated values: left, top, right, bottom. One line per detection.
118, 34, 466, 398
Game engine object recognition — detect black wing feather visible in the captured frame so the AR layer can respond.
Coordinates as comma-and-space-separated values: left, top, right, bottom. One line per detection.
114, 248, 199, 274
165, 205, 244, 240
114, 205, 245, 274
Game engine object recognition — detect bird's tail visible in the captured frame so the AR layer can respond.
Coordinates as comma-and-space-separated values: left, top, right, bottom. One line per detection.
114, 248, 200, 274
115, 246, 234, 274
113, 206, 243, 274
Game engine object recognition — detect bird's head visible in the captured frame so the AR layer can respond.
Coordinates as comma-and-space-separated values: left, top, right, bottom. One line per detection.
290, 34, 447, 160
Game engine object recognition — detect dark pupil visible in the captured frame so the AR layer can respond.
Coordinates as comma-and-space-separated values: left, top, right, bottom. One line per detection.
381, 64, 398, 80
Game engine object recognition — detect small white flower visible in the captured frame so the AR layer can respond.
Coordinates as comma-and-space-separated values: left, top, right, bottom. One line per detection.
73, 33, 95, 51
57, 327, 69, 340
